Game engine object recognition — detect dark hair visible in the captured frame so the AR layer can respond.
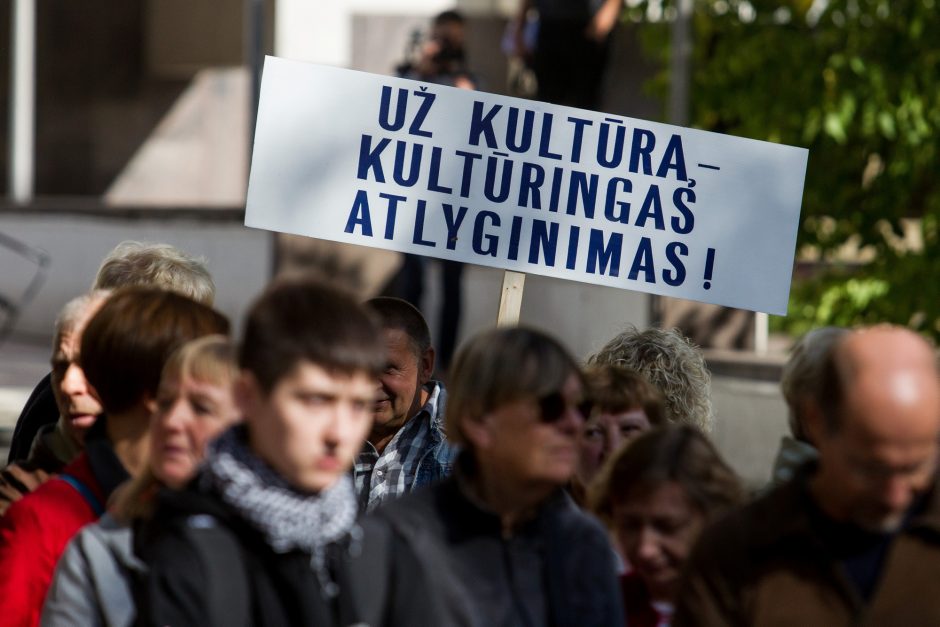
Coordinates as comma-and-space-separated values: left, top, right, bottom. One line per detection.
433, 10, 464, 27
240, 280, 384, 393
447, 326, 583, 446
591, 425, 743, 524
80, 287, 230, 414
583, 364, 665, 426
365, 297, 431, 358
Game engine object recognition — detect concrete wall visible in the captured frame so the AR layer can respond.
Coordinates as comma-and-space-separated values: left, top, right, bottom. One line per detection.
0, 211, 273, 340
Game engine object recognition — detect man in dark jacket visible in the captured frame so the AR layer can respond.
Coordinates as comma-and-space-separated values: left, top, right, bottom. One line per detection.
0, 290, 108, 515
374, 326, 624, 627
137, 281, 443, 626
356, 298, 457, 512
675, 325, 940, 626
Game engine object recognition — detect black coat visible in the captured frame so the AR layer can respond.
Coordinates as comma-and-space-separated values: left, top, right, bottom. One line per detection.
373, 461, 626, 627
134, 481, 441, 627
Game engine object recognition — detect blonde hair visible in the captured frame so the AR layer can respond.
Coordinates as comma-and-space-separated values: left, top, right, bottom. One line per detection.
112, 336, 237, 523
93, 241, 215, 305
588, 325, 714, 432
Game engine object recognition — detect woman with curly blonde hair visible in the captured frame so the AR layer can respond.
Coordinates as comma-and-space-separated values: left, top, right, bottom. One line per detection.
588, 325, 714, 432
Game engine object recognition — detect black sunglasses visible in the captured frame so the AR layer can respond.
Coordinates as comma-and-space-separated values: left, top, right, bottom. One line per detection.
537, 392, 593, 424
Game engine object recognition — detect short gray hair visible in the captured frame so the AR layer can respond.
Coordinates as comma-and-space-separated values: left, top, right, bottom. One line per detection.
53, 290, 111, 347
780, 326, 848, 439
93, 241, 215, 305
588, 325, 714, 432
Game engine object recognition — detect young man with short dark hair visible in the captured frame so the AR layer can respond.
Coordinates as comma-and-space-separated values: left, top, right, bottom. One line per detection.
137, 281, 441, 626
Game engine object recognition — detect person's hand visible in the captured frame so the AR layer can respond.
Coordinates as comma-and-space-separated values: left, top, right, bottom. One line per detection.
0, 465, 50, 504
586, 0, 622, 41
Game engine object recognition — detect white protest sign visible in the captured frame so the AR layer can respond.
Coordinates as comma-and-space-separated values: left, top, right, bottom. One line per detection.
246, 56, 808, 314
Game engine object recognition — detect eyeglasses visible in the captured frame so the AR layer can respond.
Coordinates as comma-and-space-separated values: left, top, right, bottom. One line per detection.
537, 391, 592, 424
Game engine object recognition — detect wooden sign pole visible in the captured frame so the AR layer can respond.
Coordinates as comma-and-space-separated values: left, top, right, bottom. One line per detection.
496, 270, 526, 327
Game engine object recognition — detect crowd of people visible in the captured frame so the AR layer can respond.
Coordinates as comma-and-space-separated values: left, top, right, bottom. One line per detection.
1, 240, 939, 626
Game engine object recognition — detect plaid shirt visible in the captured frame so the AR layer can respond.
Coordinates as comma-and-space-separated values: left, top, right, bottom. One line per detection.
355, 382, 443, 513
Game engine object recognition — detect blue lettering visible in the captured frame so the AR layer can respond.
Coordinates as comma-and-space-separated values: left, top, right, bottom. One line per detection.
484, 155, 513, 204
567, 171, 598, 219
597, 123, 625, 168
604, 177, 632, 224
528, 220, 559, 266
392, 141, 423, 187
538, 113, 562, 160
344, 190, 373, 237
356, 135, 390, 182
635, 185, 665, 231
663, 242, 688, 286
442, 204, 468, 250
427, 146, 453, 194
472, 211, 500, 256
412, 199, 436, 247
468, 101, 501, 149
455, 150, 482, 198
671, 188, 695, 234
629, 129, 656, 175
628, 237, 656, 283
586, 229, 622, 277
378, 192, 405, 240
518, 163, 545, 209
506, 108, 534, 153
657, 134, 688, 181
567, 117, 593, 163
378, 86, 407, 132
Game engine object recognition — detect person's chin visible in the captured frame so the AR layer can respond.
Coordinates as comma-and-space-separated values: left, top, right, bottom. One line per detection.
858, 512, 906, 534
372, 402, 393, 424
69, 414, 98, 431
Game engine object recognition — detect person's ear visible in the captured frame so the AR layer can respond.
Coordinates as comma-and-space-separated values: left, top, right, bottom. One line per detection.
143, 395, 158, 417
234, 371, 263, 419
419, 347, 435, 385
802, 400, 826, 447
460, 412, 492, 451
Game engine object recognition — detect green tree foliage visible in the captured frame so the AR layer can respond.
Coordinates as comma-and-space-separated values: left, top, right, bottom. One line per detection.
625, 0, 940, 338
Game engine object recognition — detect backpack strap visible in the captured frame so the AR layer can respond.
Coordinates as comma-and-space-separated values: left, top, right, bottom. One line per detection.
59, 473, 105, 517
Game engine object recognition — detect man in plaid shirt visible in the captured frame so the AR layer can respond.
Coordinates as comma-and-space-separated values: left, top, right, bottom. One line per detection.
355, 298, 458, 512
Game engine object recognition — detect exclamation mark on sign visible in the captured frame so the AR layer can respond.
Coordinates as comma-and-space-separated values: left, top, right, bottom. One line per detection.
703, 248, 716, 290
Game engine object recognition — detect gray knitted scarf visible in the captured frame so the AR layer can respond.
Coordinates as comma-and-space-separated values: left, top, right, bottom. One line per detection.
201, 426, 359, 597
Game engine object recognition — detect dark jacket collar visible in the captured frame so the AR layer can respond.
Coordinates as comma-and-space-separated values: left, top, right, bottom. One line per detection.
749, 462, 940, 551
448, 451, 572, 539
83, 416, 130, 500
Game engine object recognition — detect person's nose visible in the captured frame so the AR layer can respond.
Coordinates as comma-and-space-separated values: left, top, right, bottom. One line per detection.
160, 398, 191, 434
880, 476, 915, 512
605, 425, 623, 458
61, 363, 89, 397
556, 403, 585, 436
322, 403, 359, 451
635, 526, 661, 562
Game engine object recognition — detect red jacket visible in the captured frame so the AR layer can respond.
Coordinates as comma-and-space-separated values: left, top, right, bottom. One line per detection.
0, 453, 105, 627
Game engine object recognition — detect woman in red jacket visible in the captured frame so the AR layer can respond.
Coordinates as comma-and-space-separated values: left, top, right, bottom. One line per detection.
0, 288, 228, 627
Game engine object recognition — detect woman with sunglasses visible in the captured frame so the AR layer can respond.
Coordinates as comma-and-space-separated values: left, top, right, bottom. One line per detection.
375, 326, 625, 627
591, 426, 743, 627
